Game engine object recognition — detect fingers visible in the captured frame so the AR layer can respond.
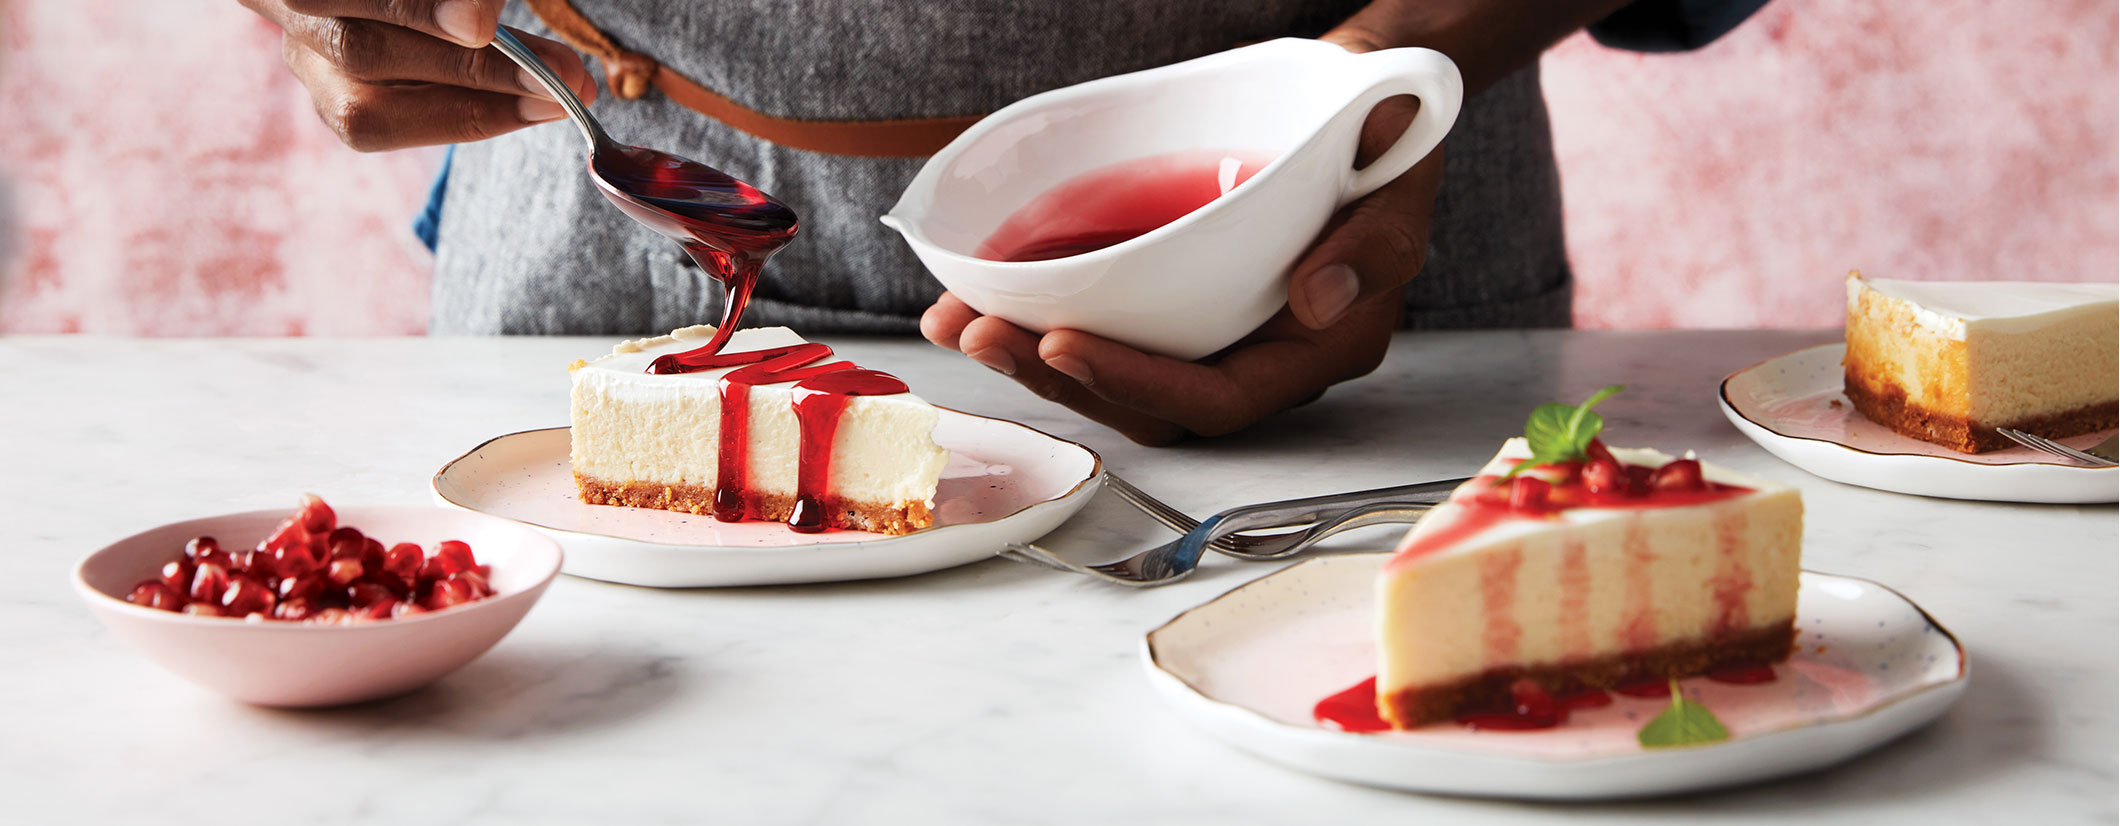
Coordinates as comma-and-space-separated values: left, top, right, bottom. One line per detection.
919, 297, 1393, 444
283, 17, 596, 101
1317, 0, 1417, 56
918, 292, 979, 352
281, 0, 503, 47
1035, 301, 1395, 439
292, 47, 566, 151
1285, 145, 1443, 329
951, 314, 1189, 445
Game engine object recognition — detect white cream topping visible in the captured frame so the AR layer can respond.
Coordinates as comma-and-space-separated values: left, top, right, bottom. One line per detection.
1848, 273, 2118, 339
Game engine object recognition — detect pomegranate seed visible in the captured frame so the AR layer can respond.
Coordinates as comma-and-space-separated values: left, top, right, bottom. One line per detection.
327, 527, 366, 561
1528, 462, 1581, 485
353, 598, 400, 622
159, 559, 194, 593
297, 494, 336, 534
346, 582, 395, 609
361, 537, 386, 569
273, 544, 321, 579
449, 569, 493, 598
233, 548, 280, 582
423, 577, 475, 611
391, 601, 428, 619
369, 571, 414, 599
307, 607, 352, 625
277, 572, 326, 604
183, 536, 221, 562
1509, 476, 1552, 513
1581, 457, 1627, 495
194, 545, 235, 571
127, 581, 184, 611
1584, 438, 1615, 465
262, 518, 309, 554
382, 543, 424, 581
182, 603, 221, 618
1652, 458, 1705, 491
273, 599, 316, 621
419, 550, 469, 581
435, 540, 477, 570
221, 578, 276, 616
189, 563, 231, 605
327, 558, 365, 587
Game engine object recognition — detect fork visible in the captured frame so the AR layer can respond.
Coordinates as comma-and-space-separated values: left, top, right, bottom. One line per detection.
1996, 429, 2119, 467
1101, 473, 1466, 559
1001, 501, 1436, 586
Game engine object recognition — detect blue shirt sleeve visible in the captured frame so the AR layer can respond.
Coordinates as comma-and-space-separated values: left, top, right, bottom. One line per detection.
1587, 0, 1772, 52
412, 145, 454, 252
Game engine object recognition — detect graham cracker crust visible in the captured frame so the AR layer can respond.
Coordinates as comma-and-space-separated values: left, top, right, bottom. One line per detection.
1380, 619, 1797, 728
1843, 372, 2117, 453
575, 474, 933, 535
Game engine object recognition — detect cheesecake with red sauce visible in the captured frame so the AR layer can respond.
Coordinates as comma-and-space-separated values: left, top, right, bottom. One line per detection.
569, 326, 949, 534
1374, 437, 1802, 729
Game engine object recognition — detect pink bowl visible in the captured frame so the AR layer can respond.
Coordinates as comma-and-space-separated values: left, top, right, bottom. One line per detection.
73, 505, 563, 707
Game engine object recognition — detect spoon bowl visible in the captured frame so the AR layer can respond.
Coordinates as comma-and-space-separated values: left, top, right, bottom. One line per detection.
490, 29, 797, 353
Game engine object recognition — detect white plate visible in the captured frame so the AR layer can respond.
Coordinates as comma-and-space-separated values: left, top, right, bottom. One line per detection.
431, 410, 1101, 587
1720, 343, 2116, 503
1142, 553, 1968, 800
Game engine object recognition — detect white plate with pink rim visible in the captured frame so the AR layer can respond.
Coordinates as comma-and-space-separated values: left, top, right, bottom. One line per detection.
430, 409, 1101, 587
1720, 343, 2116, 504
1142, 552, 1967, 800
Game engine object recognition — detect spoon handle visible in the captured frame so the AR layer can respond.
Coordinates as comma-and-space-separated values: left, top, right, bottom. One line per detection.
489, 27, 610, 151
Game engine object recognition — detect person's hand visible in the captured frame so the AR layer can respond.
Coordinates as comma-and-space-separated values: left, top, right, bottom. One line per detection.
238, 0, 599, 151
918, 35, 1443, 446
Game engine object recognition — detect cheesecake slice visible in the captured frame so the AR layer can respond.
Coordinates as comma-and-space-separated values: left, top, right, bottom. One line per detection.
1375, 438, 1802, 729
569, 326, 949, 534
1844, 271, 2118, 453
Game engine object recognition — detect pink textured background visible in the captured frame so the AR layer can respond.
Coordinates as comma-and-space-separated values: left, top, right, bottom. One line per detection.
0, 0, 2113, 334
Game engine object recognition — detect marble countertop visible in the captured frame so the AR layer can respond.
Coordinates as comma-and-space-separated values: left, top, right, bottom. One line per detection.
4, 330, 2112, 824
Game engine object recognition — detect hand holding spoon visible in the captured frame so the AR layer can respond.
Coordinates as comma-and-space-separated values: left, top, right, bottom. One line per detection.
488, 28, 797, 355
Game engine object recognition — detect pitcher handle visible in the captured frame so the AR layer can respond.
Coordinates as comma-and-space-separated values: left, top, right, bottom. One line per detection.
1338, 47, 1464, 206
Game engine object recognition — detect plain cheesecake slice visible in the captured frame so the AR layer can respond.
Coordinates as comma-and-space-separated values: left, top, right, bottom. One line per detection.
1844, 271, 2118, 453
569, 325, 949, 534
1375, 438, 1803, 729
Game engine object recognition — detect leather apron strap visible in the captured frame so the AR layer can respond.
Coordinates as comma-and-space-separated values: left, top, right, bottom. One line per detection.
523, 0, 981, 157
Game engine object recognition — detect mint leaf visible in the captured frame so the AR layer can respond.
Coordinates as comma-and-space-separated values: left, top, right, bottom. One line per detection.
1520, 403, 1578, 461
1637, 679, 1730, 749
1505, 386, 1625, 478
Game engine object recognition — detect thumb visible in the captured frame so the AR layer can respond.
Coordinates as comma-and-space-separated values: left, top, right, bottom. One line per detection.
1286, 146, 1444, 330
430, 0, 505, 48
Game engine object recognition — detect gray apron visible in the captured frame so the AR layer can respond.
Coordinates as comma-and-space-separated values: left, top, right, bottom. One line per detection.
432, 1, 1571, 335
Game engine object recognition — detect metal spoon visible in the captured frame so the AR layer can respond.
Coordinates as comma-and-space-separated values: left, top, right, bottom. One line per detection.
489, 28, 796, 354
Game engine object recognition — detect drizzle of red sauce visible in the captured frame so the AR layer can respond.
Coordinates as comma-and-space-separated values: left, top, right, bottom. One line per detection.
1709, 509, 1755, 635
1391, 461, 1753, 565
1315, 669, 1779, 733
649, 342, 908, 533
1479, 547, 1524, 663
1313, 676, 1392, 733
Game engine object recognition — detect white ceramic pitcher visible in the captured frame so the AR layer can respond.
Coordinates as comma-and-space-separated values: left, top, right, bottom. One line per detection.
882, 38, 1463, 361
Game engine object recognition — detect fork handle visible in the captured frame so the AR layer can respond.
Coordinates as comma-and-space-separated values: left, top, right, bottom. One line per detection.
1171, 477, 1466, 565
1202, 477, 1464, 531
